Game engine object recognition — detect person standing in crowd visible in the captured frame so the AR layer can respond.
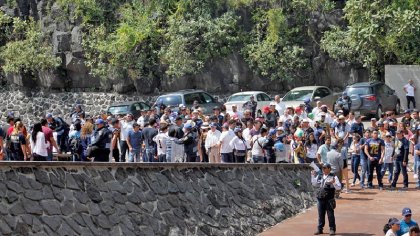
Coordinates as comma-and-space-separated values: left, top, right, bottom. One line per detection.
305, 132, 318, 163
312, 163, 341, 235
70, 104, 85, 123
381, 132, 395, 185
198, 122, 210, 162
365, 130, 385, 190
46, 113, 69, 153
230, 127, 248, 163
399, 208, 419, 236
274, 95, 286, 116
127, 123, 143, 162
404, 79, 416, 109
251, 127, 267, 163
119, 113, 135, 162
391, 130, 410, 190
349, 134, 361, 187
317, 136, 332, 164
108, 118, 120, 162
385, 218, 401, 236
169, 116, 184, 139
41, 119, 60, 161
359, 130, 371, 188
219, 124, 235, 163
213, 106, 224, 127
68, 122, 82, 161
243, 95, 258, 118
30, 123, 49, 161
176, 123, 197, 162
9, 122, 28, 161
263, 130, 277, 163
89, 119, 111, 162
265, 102, 280, 129
205, 122, 221, 163
154, 124, 169, 162
142, 119, 158, 162
326, 140, 344, 196
79, 122, 93, 161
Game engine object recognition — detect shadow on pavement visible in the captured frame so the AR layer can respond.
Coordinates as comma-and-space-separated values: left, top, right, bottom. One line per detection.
336, 233, 375, 236
338, 198, 372, 201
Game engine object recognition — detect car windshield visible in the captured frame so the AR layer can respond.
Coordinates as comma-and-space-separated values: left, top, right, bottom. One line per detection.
227, 94, 254, 102
282, 90, 313, 101
157, 95, 183, 106
346, 87, 371, 95
108, 105, 129, 114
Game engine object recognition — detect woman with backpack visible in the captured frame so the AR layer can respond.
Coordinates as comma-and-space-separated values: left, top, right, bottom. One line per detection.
68, 122, 82, 161
30, 123, 49, 161
9, 121, 28, 161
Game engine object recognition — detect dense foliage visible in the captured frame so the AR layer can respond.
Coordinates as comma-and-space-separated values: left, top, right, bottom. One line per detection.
0, 0, 418, 82
321, 0, 420, 79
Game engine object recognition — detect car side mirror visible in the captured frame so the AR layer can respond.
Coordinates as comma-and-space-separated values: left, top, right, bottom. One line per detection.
314, 96, 321, 101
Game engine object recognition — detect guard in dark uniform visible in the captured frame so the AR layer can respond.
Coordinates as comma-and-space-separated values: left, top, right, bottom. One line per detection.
311, 163, 342, 235
89, 119, 112, 162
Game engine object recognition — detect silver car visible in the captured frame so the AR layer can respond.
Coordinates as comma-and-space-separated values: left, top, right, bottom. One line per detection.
224, 91, 272, 116
280, 86, 340, 110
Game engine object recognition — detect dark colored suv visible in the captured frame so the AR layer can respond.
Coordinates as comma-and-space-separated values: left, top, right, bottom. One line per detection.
155, 90, 222, 115
337, 82, 400, 118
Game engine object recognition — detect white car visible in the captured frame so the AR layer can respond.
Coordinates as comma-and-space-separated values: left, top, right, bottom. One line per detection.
224, 91, 272, 116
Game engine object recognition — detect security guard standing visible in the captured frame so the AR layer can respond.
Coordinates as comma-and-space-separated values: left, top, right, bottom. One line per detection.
311, 163, 341, 235
89, 119, 112, 162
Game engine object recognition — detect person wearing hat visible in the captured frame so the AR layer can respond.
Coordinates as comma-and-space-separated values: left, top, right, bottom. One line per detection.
176, 122, 198, 162
364, 130, 385, 189
262, 129, 277, 163
198, 122, 210, 162
399, 208, 419, 236
229, 127, 248, 163
311, 162, 341, 235
46, 113, 70, 154
70, 104, 85, 123
168, 116, 184, 139
119, 113, 135, 162
390, 129, 410, 190
336, 92, 352, 117
380, 132, 395, 185
402, 109, 413, 126
88, 119, 112, 162
242, 95, 258, 118
205, 122, 221, 163
384, 218, 401, 236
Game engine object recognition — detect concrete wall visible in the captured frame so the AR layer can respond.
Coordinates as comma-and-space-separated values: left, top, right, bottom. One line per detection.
385, 65, 420, 110
0, 163, 316, 236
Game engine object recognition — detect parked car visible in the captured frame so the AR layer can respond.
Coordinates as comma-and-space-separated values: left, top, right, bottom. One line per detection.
280, 86, 340, 110
335, 81, 400, 118
107, 101, 151, 119
224, 91, 272, 116
154, 89, 222, 115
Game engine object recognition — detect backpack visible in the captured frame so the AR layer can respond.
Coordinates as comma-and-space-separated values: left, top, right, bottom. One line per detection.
69, 136, 82, 155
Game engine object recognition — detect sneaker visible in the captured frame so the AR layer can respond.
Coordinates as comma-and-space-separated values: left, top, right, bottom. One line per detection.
314, 230, 323, 235
330, 230, 336, 235
350, 183, 355, 187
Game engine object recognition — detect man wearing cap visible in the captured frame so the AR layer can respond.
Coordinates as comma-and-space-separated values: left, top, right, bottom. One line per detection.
205, 123, 221, 163
243, 95, 258, 118
176, 122, 198, 162
46, 113, 70, 153
263, 129, 277, 163
404, 79, 416, 109
364, 130, 385, 189
311, 163, 341, 235
89, 119, 112, 162
70, 104, 85, 123
119, 113, 135, 162
402, 110, 413, 127
391, 130, 409, 189
398, 208, 418, 236
168, 116, 184, 139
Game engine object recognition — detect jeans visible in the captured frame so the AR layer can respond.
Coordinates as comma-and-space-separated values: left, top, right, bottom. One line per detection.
414, 155, 419, 175
221, 153, 234, 163
417, 158, 420, 187
317, 198, 336, 232
128, 150, 141, 162
158, 154, 167, 162
351, 155, 361, 184
368, 158, 383, 188
144, 147, 155, 162
57, 131, 69, 153
252, 155, 265, 163
119, 140, 129, 162
360, 156, 369, 187
381, 163, 394, 183
392, 160, 408, 187
47, 151, 53, 162
407, 96, 416, 109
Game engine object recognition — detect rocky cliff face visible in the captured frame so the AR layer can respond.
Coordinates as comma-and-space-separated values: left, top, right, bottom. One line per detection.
0, 0, 368, 94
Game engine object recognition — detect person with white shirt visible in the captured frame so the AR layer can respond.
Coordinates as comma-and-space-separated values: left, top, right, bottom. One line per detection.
218, 124, 235, 163
274, 95, 286, 116
30, 123, 50, 161
205, 123, 221, 163
251, 127, 268, 163
119, 113, 135, 162
227, 105, 243, 120
229, 127, 249, 163
404, 79, 416, 109
312, 101, 322, 116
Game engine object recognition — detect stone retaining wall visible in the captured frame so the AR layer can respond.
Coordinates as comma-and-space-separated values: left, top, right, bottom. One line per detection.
0, 163, 315, 235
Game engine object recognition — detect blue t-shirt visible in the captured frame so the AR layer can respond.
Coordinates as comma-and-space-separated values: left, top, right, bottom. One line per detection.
398, 219, 418, 236
365, 138, 385, 160
350, 122, 364, 136
128, 130, 143, 151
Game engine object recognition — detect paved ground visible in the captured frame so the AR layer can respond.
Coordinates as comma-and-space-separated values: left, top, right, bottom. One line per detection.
260, 169, 419, 236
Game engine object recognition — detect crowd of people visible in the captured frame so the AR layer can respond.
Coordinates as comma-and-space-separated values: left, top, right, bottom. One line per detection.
1, 94, 420, 189
383, 208, 419, 236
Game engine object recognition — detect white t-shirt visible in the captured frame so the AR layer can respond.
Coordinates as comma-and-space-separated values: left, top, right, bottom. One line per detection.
120, 120, 134, 141
383, 141, 395, 163
229, 136, 248, 151
385, 229, 397, 236
404, 83, 415, 96
251, 135, 266, 156
219, 130, 235, 153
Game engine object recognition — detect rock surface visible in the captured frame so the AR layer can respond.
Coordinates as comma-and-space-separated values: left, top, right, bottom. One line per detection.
0, 163, 315, 235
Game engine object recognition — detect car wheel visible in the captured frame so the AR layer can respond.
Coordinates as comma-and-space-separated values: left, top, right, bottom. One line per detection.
376, 105, 383, 119
395, 101, 401, 115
